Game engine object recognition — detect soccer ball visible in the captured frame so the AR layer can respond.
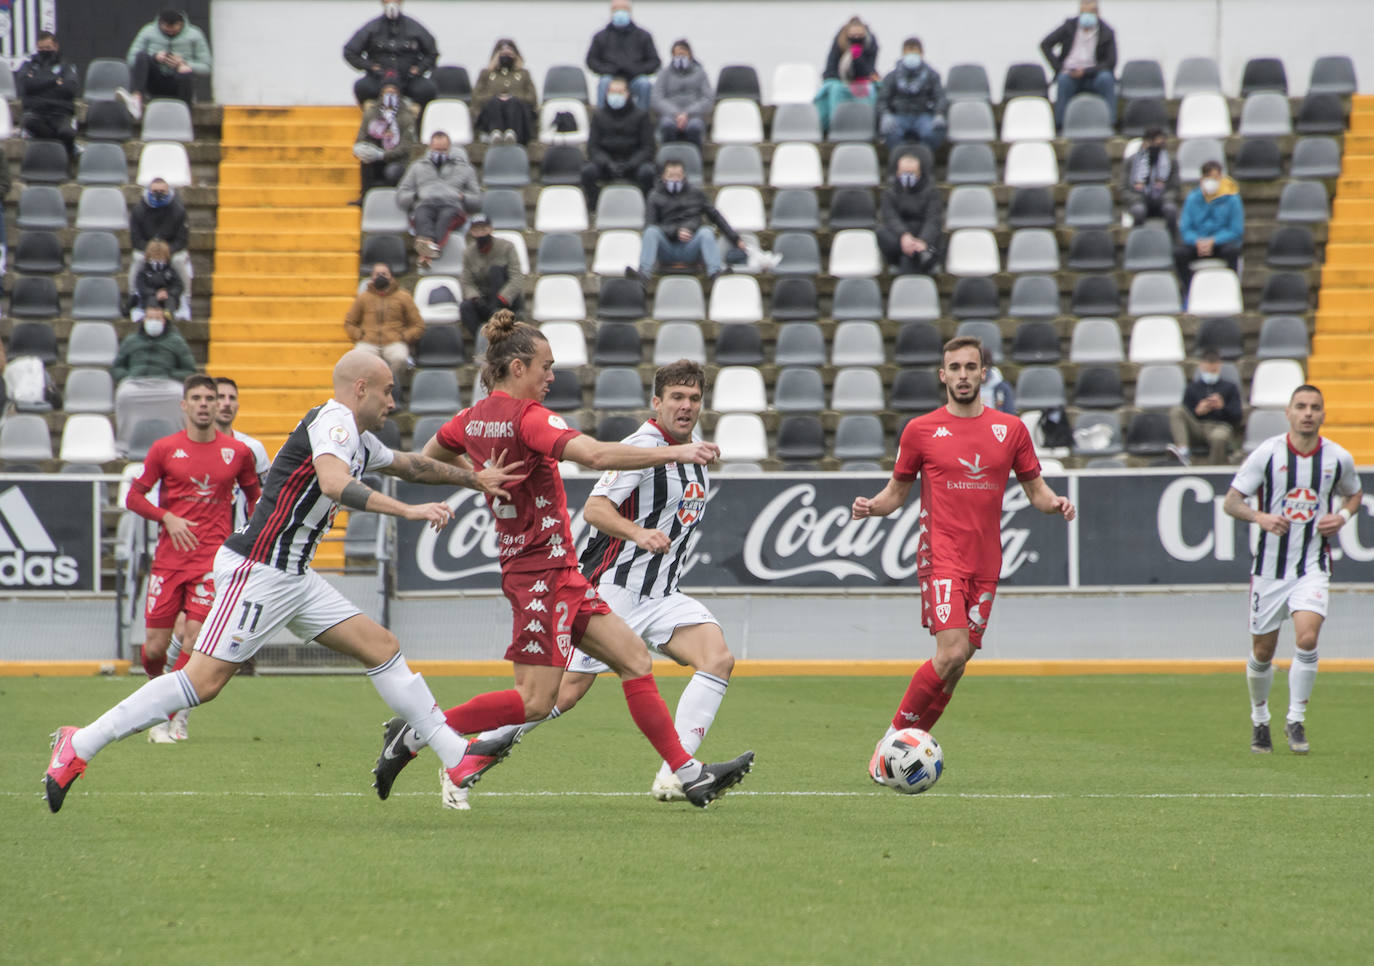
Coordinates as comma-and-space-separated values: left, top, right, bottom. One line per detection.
869, 728, 944, 794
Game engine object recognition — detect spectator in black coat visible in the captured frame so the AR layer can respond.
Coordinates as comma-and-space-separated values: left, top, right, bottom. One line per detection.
878, 37, 947, 153
128, 179, 193, 320
16, 31, 80, 163
133, 240, 185, 321
344, 0, 438, 107
631, 161, 744, 283
1040, 0, 1118, 131
877, 154, 943, 275
586, 0, 660, 109
1170, 350, 1243, 464
581, 77, 657, 208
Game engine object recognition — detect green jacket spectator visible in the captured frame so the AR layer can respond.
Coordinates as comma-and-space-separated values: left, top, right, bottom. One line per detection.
119, 10, 211, 114
112, 317, 197, 384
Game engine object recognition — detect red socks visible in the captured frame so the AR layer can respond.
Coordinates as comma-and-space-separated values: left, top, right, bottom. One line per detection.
140, 645, 164, 679
444, 689, 526, 735
171, 650, 191, 672
890, 660, 947, 731
622, 674, 691, 771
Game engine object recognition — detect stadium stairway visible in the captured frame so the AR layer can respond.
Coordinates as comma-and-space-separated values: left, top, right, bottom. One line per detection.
209, 106, 362, 566
1314, 94, 1374, 464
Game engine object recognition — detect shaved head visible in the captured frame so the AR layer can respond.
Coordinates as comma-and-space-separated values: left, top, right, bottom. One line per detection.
333, 349, 395, 431
334, 348, 390, 395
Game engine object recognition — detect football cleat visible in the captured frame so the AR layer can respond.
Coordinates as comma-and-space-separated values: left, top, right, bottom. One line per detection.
868, 743, 888, 784
44, 727, 88, 814
650, 773, 686, 802
1285, 720, 1309, 755
681, 751, 755, 808
1250, 722, 1272, 754
445, 731, 518, 790
439, 767, 471, 811
147, 720, 176, 744
372, 716, 417, 801
169, 709, 190, 742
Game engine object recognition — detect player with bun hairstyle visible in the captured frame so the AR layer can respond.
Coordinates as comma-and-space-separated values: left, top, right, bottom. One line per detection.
372, 311, 754, 808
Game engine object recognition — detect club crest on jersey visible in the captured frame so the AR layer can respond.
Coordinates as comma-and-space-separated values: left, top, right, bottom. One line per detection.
221, 447, 236, 464
677, 481, 707, 525
991, 424, 1007, 443
598, 470, 619, 488
547, 413, 568, 430
1281, 487, 1319, 523
329, 425, 349, 445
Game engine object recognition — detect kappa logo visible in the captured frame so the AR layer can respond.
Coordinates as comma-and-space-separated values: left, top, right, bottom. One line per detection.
932, 426, 953, 439
171, 448, 189, 459
521, 641, 545, 655
539, 515, 559, 531
530, 580, 550, 593
525, 599, 547, 612
221, 447, 236, 465
523, 619, 546, 633
0, 486, 80, 587
958, 454, 989, 480
547, 544, 567, 559
534, 496, 552, 509
899, 710, 920, 723
991, 424, 1007, 443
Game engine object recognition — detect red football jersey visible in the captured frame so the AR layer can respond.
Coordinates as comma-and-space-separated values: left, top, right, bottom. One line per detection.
128, 430, 261, 569
435, 391, 581, 574
893, 406, 1041, 581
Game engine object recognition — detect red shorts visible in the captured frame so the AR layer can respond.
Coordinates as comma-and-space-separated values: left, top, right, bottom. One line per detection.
501, 567, 612, 667
920, 574, 998, 649
145, 565, 216, 628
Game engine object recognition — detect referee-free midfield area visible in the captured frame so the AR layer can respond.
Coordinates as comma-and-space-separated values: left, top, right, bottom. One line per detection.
4, 674, 1371, 965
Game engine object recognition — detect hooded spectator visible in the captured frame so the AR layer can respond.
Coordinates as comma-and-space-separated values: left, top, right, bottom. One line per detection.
878, 37, 947, 153
129, 178, 193, 320
17, 31, 80, 162
344, 0, 439, 107
586, 0, 661, 109
815, 17, 880, 133
353, 80, 421, 201
116, 9, 211, 117
877, 154, 943, 275
651, 39, 713, 151
396, 132, 484, 266
472, 38, 538, 145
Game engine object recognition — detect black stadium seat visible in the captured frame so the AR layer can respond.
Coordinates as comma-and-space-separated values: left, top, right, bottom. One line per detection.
715, 65, 761, 102
1006, 187, 1055, 228
592, 322, 642, 365
1120, 97, 1169, 136
431, 65, 472, 100
1194, 317, 1245, 360
9, 277, 61, 319
775, 415, 825, 461
595, 277, 647, 320
770, 277, 819, 321
20, 140, 70, 184
1232, 138, 1283, 180
949, 277, 999, 319
6, 321, 60, 364
359, 234, 407, 274
14, 232, 64, 274
1003, 62, 1048, 100
714, 324, 765, 366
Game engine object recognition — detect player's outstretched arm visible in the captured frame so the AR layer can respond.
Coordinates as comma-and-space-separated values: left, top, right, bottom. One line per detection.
1222, 486, 1288, 535
314, 454, 453, 531
1021, 476, 1076, 521
852, 477, 914, 520
584, 494, 670, 553
383, 448, 526, 499
562, 434, 719, 472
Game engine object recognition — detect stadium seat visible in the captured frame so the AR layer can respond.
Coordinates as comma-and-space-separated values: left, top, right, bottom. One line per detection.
769, 103, 822, 146
946, 64, 992, 102
713, 367, 767, 412
888, 275, 941, 322
72, 277, 122, 320
1003, 141, 1058, 187
1119, 59, 1166, 99
712, 144, 764, 186
361, 189, 408, 233
831, 277, 883, 321
1011, 320, 1061, 363
408, 370, 461, 414
1194, 316, 1245, 360
1000, 97, 1055, 142
1176, 138, 1227, 182
1276, 181, 1329, 223
136, 142, 192, 187
534, 186, 588, 232
955, 320, 1004, 362
714, 324, 765, 366
769, 142, 824, 188
1120, 96, 1170, 137
653, 322, 707, 365
1259, 272, 1310, 315
14, 232, 64, 274
1176, 93, 1232, 139
1123, 226, 1174, 272
1007, 228, 1060, 273
61, 415, 118, 464
890, 368, 945, 412
593, 367, 646, 409
66, 322, 120, 366
828, 188, 876, 230
1069, 318, 1124, 364
84, 58, 132, 100
9, 278, 61, 320
1238, 92, 1292, 137
540, 321, 589, 368
833, 415, 885, 460
592, 321, 642, 365
945, 229, 1000, 276
946, 101, 996, 142
945, 143, 997, 185
1063, 185, 1113, 228
1127, 273, 1183, 316
141, 99, 194, 141
590, 230, 641, 277
1243, 409, 1289, 452
1073, 412, 1124, 456
74, 187, 128, 231
1250, 360, 1304, 407
1124, 412, 1173, 456
1187, 269, 1243, 317
412, 325, 466, 367
481, 144, 530, 187
827, 143, 880, 187
432, 65, 473, 100
1002, 63, 1049, 100
707, 275, 763, 324
713, 186, 766, 232
536, 233, 586, 276
540, 144, 587, 184
1133, 365, 1186, 409
831, 321, 885, 367
1289, 137, 1342, 179
1066, 229, 1116, 271
950, 278, 1000, 321
1232, 137, 1283, 181
1128, 316, 1186, 364
1294, 92, 1346, 134
829, 100, 876, 142
828, 230, 882, 278
894, 322, 943, 367
21, 140, 70, 184
0, 414, 54, 462
714, 414, 769, 462
538, 99, 589, 144
343, 512, 379, 560
1308, 55, 1357, 96
542, 64, 589, 103
1072, 365, 1126, 408
1016, 367, 1066, 409
773, 232, 822, 276
945, 186, 997, 230
531, 275, 585, 322
771, 62, 820, 104
1070, 274, 1120, 316
492, 230, 529, 276
1256, 315, 1310, 359
1009, 275, 1062, 320
84, 99, 134, 142
653, 142, 703, 182
1006, 186, 1056, 228
775, 414, 825, 462
412, 276, 461, 325
653, 276, 706, 322
716, 65, 761, 102
1172, 57, 1221, 97
595, 278, 646, 321
1063, 95, 1113, 140
1241, 57, 1288, 95
359, 234, 407, 275
544, 369, 582, 411
75, 141, 129, 186
768, 277, 817, 322
831, 368, 884, 412
769, 188, 821, 230
1064, 141, 1112, 183
6, 321, 59, 366
888, 142, 935, 177
712, 99, 765, 144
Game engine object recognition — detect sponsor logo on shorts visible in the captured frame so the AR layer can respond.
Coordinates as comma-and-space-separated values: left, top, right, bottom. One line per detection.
524, 599, 547, 612
523, 619, 546, 633
530, 580, 550, 593
521, 641, 544, 654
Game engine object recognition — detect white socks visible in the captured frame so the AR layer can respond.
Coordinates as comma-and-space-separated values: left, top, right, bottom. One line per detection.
408, 708, 561, 756
656, 671, 728, 779
1288, 649, 1318, 723
1247, 656, 1274, 726
72, 670, 200, 760
364, 653, 467, 769
162, 634, 183, 674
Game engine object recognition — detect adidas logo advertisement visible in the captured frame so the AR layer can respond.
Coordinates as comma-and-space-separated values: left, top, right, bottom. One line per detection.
0, 484, 93, 590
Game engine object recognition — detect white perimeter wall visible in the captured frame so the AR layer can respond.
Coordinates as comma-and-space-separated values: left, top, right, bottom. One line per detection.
210, 0, 1366, 106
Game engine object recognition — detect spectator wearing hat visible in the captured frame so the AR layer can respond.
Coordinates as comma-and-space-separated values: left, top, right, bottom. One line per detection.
459, 215, 526, 336
651, 39, 712, 152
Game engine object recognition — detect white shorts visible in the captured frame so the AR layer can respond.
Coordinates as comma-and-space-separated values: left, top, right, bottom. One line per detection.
194, 547, 362, 663
1249, 572, 1329, 636
565, 583, 719, 675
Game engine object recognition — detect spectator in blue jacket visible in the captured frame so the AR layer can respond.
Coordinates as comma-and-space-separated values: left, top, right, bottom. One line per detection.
1174, 160, 1244, 292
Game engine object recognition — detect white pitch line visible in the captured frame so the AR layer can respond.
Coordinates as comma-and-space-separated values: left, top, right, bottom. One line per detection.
3, 790, 1370, 800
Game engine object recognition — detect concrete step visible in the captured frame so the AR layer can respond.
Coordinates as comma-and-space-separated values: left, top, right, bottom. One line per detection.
1315, 288, 1371, 311
209, 341, 353, 367
217, 207, 359, 231
219, 162, 357, 186
233, 412, 314, 435
1313, 379, 1374, 407
1312, 311, 1374, 332
237, 388, 331, 412
217, 185, 359, 207
213, 320, 348, 341
1311, 334, 1374, 356
214, 251, 358, 274
214, 230, 359, 253
221, 144, 357, 164
1318, 242, 1374, 265
223, 105, 359, 124
221, 120, 360, 143
211, 366, 336, 389
210, 294, 356, 322
1326, 223, 1374, 243
1311, 268, 1374, 286
213, 274, 358, 296
1306, 357, 1374, 379
1320, 402, 1374, 425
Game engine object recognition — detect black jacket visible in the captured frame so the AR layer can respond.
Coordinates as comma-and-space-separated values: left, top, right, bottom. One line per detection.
879, 175, 943, 247
587, 103, 655, 170
344, 15, 438, 76
130, 197, 190, 254
135, 261, 184, 309
879, 63, 946, 117
823, 34, 879, 82
585, 22, 661, 78
1182, 377, 1243, 429
16, 53, 79, 116
1040, 17, 1117, 78
646, 181, 740, 246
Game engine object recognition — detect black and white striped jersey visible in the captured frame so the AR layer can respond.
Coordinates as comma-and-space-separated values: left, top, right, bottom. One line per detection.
231, 428, 271, 531
579, 420, 708, 598
1230, 433, 1361, 579
224, 400, 394, 574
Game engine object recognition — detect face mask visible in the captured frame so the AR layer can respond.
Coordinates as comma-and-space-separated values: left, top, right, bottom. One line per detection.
664, 179, 685, 194
902, 53, 922, 70
673, 57, 690, 71
898, 172, 919, 189
381, 92, 399, 109
146, 190, 171, 208
475, 235, 494, 252
498, 55, 515, 69
1198, 370, 1220, 385
611, 9, 631, 26
149, 260, 167, 271
37, 49, 57, 62
374, 274, 390, 289
384, 2, 401, 20
1079, 12, 1098, 28
606, 92, 628, 109
1201, 177, 1220, 195
143, 318, 166, 338
430, 151, 448, 166
848, 34, 865, 45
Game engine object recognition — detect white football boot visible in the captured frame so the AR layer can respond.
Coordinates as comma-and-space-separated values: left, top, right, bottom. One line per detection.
440, 767, 471, 810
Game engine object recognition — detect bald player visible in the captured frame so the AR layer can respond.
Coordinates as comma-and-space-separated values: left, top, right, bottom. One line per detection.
42, 350, 527, 814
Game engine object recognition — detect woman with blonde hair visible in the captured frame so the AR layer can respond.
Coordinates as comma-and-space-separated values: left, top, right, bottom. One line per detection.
472, 38, 537, 144
133, 238, 185, 321
814, 16, 881, 133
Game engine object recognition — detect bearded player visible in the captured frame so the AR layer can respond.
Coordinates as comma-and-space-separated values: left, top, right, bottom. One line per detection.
852, 337, 1075, 773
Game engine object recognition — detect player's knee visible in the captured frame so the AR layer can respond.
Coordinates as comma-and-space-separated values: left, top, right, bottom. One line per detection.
1295, 633, 1319, 652
701, 647, 734, 679
376, 629, 400, 659
615, 648, 654, 679
522, 692, 556, 720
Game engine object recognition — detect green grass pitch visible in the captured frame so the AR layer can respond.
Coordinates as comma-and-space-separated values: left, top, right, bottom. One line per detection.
3, 673, 1372, 965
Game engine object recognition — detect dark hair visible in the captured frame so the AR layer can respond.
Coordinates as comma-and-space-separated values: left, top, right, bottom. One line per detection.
214, 376, 239, 392
183, 374, 217, 397
1144, 126, 1165, 141
903, 36, 923, 51
671, 38, 693, 56
661, 159, 685, 175
159, 9, 184, 26
36, 30, 56, 43
942, 335, 986, 368
1290, 383, 1324, 404
1201, 160, 1223, 176
429, 130, 450, 143
654, 360, 706, 398
1199, 349, 1222, 364
481, 309, 547, 391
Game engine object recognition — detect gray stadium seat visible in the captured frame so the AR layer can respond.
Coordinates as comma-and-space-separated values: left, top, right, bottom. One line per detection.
1121, 97, 1170, 138
1073, 412, 1124, 456
1070, 274, 1120, 316
950, 278, 1000, 321
713, 144, 765, 186
772, 232, 822, 275
770, 277, 818, 321
76, 142, 129, 185
1289, 137, 1342, 179
831, 367, 884, 412
141, 99, 195, 141
408, 370, 462, 414
832, 277, 883, 321
1276, 181, 1329, 223
593, 368, 645, 409
771, 102, 822, 142
1233, 138, 1282, 181
481, 144, 530, 187
75, 187, 129, 231
955, 320, 1004, 363
1256, 315, 1310, 359
360, 234, 408, 275
653, 276, 706, 322
6, 322, 58, 364
653, 322, 707, 365
768, 189, 820, 230
827, 188, 876, 230
1240, 57, 1288, 96
432, 65, 472, 101
595, 185, 645, 229
362, 188, 409, 233
72, 277, 123, 320
946, 64, 992, 102
84, 59, 132, 101
1067, 229, 1116, 272
66, 321, 120, 367
1238, 92, 1292, 137
1015, 367, 1066, 409
1065, 141, 1111, 183
833, 415, 885, 460
1063, 94, 1114, 140
1069, 318, 1124, 364
64, 369, 116, 414
1259, 272, 1310, 315
773, 367, 825, 412
1308, 56, 1357, 96
0, 415, 54, 462
774, 324, 826, 367
1176, 138, 1226, 182
1003, 62, 1049, 100
1008, 275, 1061, 320
887, 275, 941, 322
1195, 316, 1245, 360
827, 143, 880, 187
17, 186, 67, 231
831, 321, 885, 367
1064, 185, 1113, 228
829, 100, 876, 142
344, 512, 379, 559
542, 65, 590, 103
413, 325, 466, 367
122, 417, 178, 461
947, 101, 996, 142
536, 233, 587, 275
945, 143, 998, 184
944, 186, 997, 230
592, 322, 642, 366
1126, 272, 1183, 316
654, 143, 704, 182
775, 415, 824, 461
482, 188, 527, 230
1125, 413, 1173, 456
1123, 226, 1174, 272
1266, 226, 1316, 268
1244, 409, 1290, 452
1119, 59, 1166, 99
1133, 365, 1186, 409
1007, 228, 1060, 273
1172, 57, 1221, 97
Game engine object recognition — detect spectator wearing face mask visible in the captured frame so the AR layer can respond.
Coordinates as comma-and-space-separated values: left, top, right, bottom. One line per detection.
877, 154, 943, 276
343, 262, 426, 387
586, 0, 661, 110
1040, 0, 1117, 131
352, 80, 420, 202
133, 240, 185, 322
629, 160, 744, 284
344, 0, 439, 108
1175, 160, 1244, 291
112, 307, 197, 386
472, 38, 538, 145
878, 37, 947, 153
1122, 126, 1179, 232
581, 76, 657, 208
651, 39, 712, 152
115, 9, 211, 118
129, 178, 193, 320
1169, 350, 1242, 465
16, 31, 80, 163
815, 17, 880, 134
396, 131, 483, 267
458, 216, 526, 337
